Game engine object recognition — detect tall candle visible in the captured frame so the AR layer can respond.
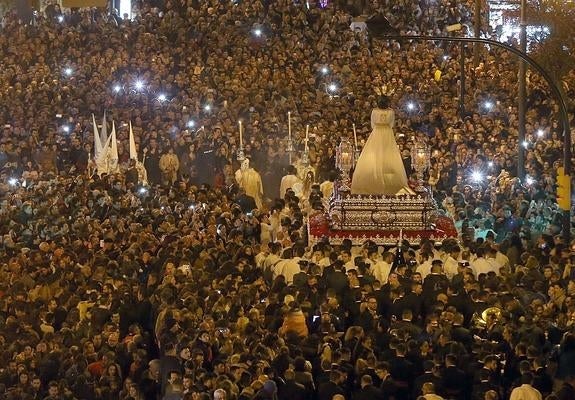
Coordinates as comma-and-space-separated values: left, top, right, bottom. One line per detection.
399, 228, 403, 244
305, 125, 309, 150
353, 123, 357, 148
238, 120, 243, 147
288, 111, 291, 141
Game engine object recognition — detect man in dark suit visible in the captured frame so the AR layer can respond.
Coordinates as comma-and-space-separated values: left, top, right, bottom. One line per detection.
234, 188, 256, 214
317, 369, 345, 400
472, 368, 501, 400
532, 357, 554, 398
353, 375, 382, 400
292, 261, 309, 290
391, 309, 422, 340
388, 343, 414, 400
402, 281, 424, 322
440, 354, 468, 400
422, 261, 450, 314
413, 360, 442, 400
324, 260, 349, 299
450, 312, 473, 351
447, 283, 473, 323
278, 369, 306, 400
375, 362, 397, 400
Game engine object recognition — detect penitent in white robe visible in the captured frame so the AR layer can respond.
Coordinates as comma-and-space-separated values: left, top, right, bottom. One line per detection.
235, 167, 264, 209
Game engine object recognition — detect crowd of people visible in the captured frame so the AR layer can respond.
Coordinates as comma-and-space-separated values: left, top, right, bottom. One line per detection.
0, 0, 575, 399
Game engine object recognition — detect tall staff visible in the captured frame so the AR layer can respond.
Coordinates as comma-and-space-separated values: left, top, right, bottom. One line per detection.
288, 111, 293, 164
237, 120, 245, 161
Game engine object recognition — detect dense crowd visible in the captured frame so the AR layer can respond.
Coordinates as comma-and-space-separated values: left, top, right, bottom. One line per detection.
0, 0, 575, 400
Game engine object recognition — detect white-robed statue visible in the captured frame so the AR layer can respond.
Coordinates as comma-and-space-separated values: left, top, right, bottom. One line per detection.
235, 158, 264, 209
351, 95, 413, 195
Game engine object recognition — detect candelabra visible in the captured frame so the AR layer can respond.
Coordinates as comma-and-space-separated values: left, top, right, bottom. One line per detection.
301, 147, 310, 167
286, 137, 295, 164
237, 146, 245, 161
411, 140, 430, 193
354, 146, 361, 166
336, 139, 355, 192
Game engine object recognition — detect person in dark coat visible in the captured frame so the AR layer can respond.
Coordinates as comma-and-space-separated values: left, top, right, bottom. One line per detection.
352, 375, 382, 400
143, 145, 162, 186
388, 343, 414, 400
278, 369, 306, 400
532, 357, 553, 398
472, 368, 501, 400
254, 380, 279, 400
317, 369, 345, 400
324, 261, 349, 299
125, 158, 139, 187
235, 188, 257, 214
440, 354, 468, 400
375, 362, 397, 400
412, 360, 443, 399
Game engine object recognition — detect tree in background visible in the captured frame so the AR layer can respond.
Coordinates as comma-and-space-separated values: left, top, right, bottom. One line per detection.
527, 0, 575, 103
0, 0, 16, 19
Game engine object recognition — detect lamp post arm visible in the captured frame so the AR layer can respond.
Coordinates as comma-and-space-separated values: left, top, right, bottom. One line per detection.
372, 34, 571, 242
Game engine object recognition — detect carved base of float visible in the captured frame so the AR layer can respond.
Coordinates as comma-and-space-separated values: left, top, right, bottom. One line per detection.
308, 183, 457, 246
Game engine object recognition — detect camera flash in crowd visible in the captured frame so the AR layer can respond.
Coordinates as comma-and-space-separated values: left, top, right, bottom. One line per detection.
134, 80, 144, 91
522, 140, 529, 149
113, 85, 121, 93
187, 120, 195, 128
320, 66, 329, 75
204, 104, 212, 111
488, 161, 494, 168
406, 102, 416, 111
157, 94, 167, 102
8, 177, 18, 186
328, 83, 337, 93
442, 55, 449, 61
62, 125, 70, 133
537, 129, 545, 138
57, 15, 64, 23
471, 171, 483, 183
483, 101, 494, 110
64, 67, 73, 76
526, 176, 535, 186
138, 187, 148, 195
253, 28, 262, 37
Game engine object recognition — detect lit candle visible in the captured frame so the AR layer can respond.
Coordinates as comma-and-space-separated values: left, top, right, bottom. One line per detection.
399, 228, 403, 244
353, 123, 357, 148
238, 120, 243, 147
288, 111, 291, 141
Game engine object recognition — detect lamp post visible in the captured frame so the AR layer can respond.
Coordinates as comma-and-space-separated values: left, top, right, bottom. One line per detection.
518, 0, 527, 182
474, 0, 481, 66
364, 31, 572, 242
460, 42, 466, 117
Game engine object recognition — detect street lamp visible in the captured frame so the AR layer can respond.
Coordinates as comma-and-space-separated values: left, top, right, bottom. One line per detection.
364, 32, 572, 242
518, 0, 528, 182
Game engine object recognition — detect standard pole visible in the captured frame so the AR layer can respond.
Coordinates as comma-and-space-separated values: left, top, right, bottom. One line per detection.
460, 42, 466, 118
473, 0, 481, 66
563, 88, 572, 244
518, 0, 527, 182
